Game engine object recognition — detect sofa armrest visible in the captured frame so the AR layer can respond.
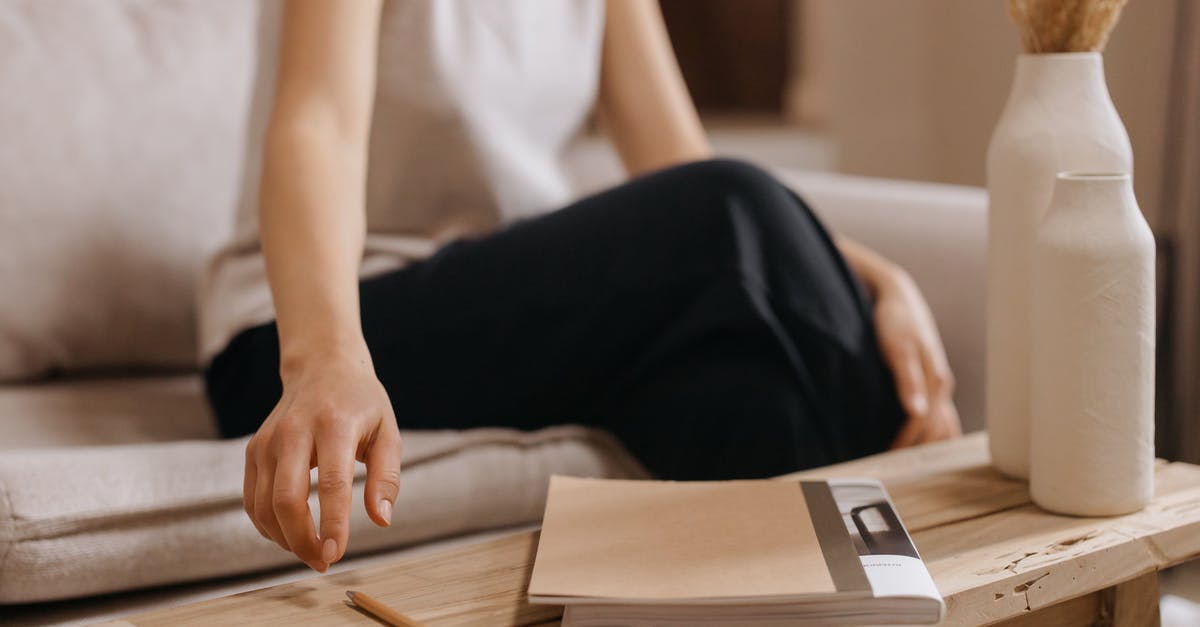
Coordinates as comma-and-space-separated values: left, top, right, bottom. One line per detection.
777, 170, 987, 432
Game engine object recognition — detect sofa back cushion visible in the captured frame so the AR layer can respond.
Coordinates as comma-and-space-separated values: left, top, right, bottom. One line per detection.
0, 0, 258, 380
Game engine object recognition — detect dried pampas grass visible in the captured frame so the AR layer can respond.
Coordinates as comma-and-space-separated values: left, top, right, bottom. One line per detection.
1008, 0, 1129, 53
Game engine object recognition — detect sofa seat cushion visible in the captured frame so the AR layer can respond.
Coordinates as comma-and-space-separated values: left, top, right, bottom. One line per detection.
0, 376, 645, 603
0, 375, 217, 450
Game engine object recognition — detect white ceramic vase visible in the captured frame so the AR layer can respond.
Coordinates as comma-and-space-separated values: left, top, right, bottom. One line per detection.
985, 52, 1133, 478
1029, 173, 1154, 516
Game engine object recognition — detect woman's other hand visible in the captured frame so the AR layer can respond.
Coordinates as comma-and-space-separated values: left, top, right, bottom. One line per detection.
871, 269, 962, 448
243, 349, 402, 572
836, 237, 962, 449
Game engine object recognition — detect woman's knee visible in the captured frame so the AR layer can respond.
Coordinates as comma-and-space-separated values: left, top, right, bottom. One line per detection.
664, 158, 822, 243
672, 157, 787, 204
674, 157, 778, 190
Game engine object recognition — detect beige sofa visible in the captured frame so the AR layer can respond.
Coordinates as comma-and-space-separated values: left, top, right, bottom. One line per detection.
0, 0, 987, 613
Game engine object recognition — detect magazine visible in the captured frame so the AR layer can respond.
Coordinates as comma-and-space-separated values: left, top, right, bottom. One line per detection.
528, 476, 943, 626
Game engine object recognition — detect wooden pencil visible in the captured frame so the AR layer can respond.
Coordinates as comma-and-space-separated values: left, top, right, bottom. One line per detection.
346, 590, 427, 627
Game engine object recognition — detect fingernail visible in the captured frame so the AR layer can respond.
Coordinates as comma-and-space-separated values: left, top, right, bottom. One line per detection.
380, 499, 393, 525
322, 538, 338, 563
910, 394, 928, 415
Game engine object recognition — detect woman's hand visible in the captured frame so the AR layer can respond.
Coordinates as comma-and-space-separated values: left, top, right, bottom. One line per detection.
243, 349, 403, 572
836, 237, 962, 449
871, 269, 962, 448
248, 0, 393, 572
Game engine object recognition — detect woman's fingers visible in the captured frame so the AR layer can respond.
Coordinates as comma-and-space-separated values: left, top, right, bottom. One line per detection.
364, 421, 403, 527
948, 406, 963, 437
315, 422, 357, 565
869, 265, 960, 450
890, 417, 924, 449
917, 335, 955, 399
242, 361, 403, 573
885, 340, 930, 449
887, 342, 929, 419
918, 338, 961, 444
272, 433, 324, 570
937, 401, 963, 440
888, 338, 961, 449
254, 456, 289, 551
897, 401, 961, 448
243, 444, 268, 539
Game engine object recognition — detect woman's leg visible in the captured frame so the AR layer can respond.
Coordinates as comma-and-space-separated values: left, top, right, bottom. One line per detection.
205, 159, 906, 479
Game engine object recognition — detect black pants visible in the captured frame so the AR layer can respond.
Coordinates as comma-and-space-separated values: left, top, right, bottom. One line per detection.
205, 159, 905, 480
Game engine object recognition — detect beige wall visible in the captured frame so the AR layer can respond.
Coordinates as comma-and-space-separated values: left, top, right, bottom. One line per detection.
798, 0, 1176, 230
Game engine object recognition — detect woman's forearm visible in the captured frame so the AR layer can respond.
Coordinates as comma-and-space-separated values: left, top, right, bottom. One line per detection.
600, 0, 711, 175
244, 1, 396, 574
259, 121, 371, 375
258, 0, 382, 377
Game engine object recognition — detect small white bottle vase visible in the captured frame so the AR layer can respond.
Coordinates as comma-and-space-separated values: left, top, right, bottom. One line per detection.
986, 52, 1133, 478
1030, 172, 1154, 516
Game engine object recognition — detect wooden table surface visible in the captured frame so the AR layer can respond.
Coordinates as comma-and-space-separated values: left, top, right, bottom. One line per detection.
114, 433, 1200, 626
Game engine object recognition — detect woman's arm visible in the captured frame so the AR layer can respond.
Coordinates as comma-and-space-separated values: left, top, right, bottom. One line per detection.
245, 0, 402, 573
599, 0, 959, 447
599, 0, 711, 175
261, 0, 379, 369
837, 239, 961, 447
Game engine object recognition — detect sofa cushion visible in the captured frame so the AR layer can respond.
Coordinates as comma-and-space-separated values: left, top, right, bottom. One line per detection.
0, 422, 645, 603
0, 0, 255, 380
0, 375, 216, 450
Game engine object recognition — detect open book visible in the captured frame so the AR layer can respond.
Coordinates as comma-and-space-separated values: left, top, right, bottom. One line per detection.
528, 476, 943, 626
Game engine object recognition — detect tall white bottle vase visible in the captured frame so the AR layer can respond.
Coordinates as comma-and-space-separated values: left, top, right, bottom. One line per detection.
985, 52, 1132, 479
1030, 173, 1154, 516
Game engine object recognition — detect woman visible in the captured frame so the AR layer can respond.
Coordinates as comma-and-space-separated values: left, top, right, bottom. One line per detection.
200, 0, 960, 574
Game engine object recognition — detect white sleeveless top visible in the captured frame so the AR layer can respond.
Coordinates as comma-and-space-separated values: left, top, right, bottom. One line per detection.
197, 0, 605, 363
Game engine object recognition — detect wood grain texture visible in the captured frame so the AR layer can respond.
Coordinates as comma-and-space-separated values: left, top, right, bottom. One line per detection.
988, 590, 1103, 627
1104, 572, 1162, 627
125, 533, 554, 627
122, 434, 1200, 626
923, 463, 1200, 626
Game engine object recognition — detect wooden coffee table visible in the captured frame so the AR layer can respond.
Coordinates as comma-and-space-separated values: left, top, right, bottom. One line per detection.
114, 433, 1200, 626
